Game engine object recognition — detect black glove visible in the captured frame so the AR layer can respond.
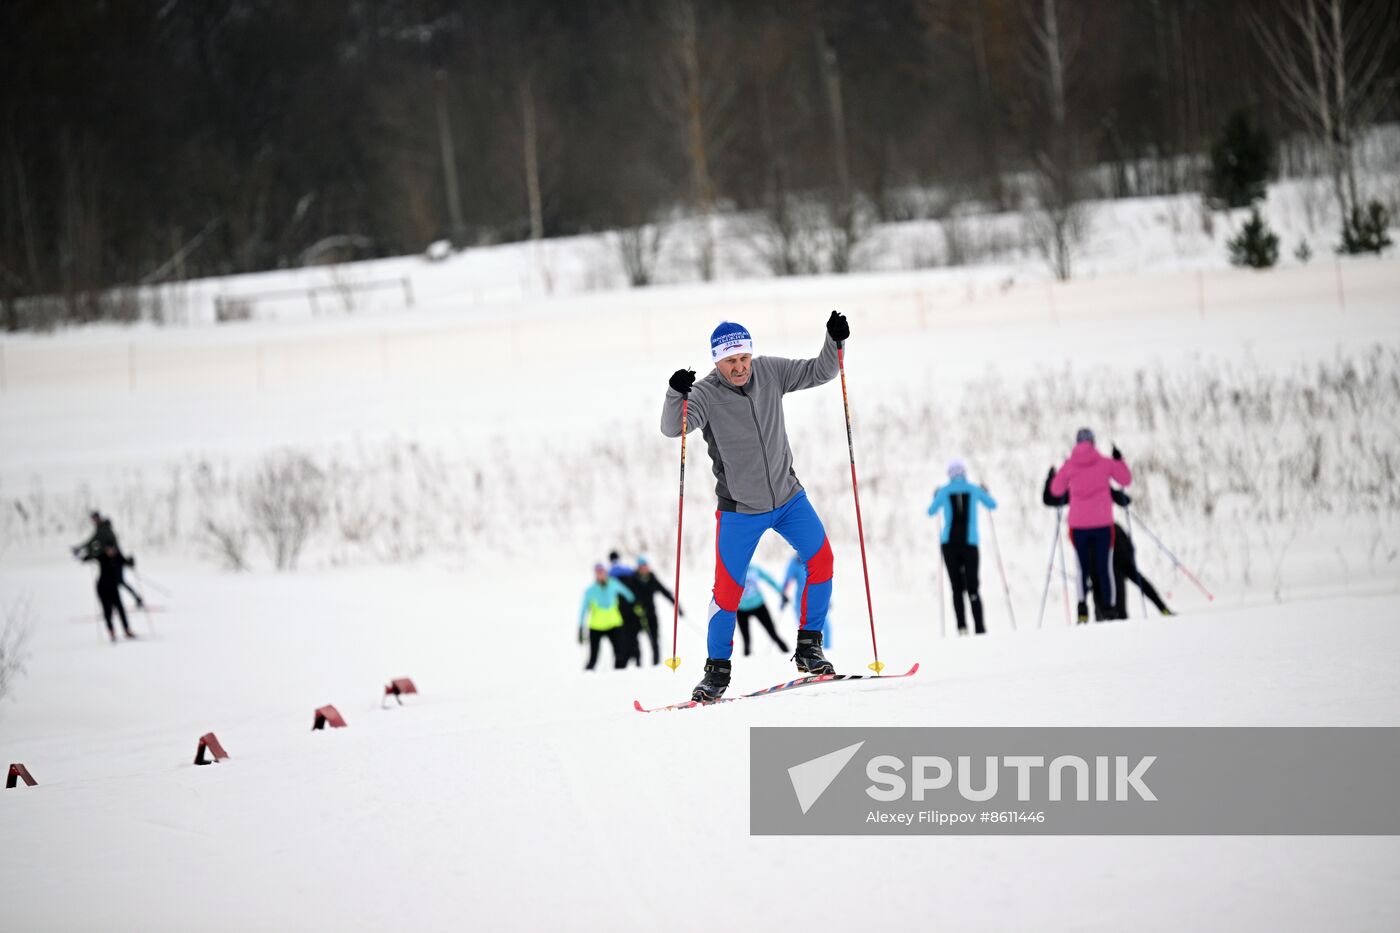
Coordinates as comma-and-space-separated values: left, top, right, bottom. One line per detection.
1111, 445, 1123, 461
669, 368, 696, 395
1111, 488, 1132, 507
781, 595, 791, 609
125, 554, 136, 568
577, 627, 585, 645
826, 310, 849, 342
71, 546, 81, 558
1046, 466, 1056, 481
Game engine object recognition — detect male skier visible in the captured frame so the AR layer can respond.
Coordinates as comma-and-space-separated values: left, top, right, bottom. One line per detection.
661, 312, 848, 702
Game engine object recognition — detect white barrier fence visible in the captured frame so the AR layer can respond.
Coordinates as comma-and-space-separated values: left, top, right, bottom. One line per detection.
0, 258, 1393, 394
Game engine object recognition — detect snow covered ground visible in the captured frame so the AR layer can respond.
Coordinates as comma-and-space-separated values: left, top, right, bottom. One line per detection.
1, 221, 1398, 929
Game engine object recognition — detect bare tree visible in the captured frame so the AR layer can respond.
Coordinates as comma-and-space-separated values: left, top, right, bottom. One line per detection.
652, 0, 745, 280
519, 71, 545, 241
1251, 0, 1400, 220
1023, 0, 1088, 281
747, 193, 825, 276
241, 451, 327, 571
612, 223, 668, 287
433, 68, 469, 247
0, 594, 33, 704
917, 0, 1009, 209
811, 24, 868, 273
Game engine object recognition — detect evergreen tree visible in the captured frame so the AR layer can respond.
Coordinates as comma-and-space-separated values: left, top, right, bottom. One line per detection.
1337, 201, 1393, 256
1227, 208, 1279, 269
1208, 110, 1275, 209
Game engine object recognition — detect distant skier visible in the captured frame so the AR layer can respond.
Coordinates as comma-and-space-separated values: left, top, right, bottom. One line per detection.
628, 556, 681, 666
83, 545, 138, 642
1042, 471, 1170, 619
780, 552, 832, 646
72, 510, 145, 609
662, 313, 847, 702
1108, 496, 1173, 619
607, 550, 643, 667
579, 563, 636, 671
735, 564, 790, 656
1048, 429, 1132, 622
927, 458, 998, 635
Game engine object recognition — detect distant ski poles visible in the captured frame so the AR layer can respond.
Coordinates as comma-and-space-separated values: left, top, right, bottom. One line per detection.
1058, 519, 1072, 624
1128, 512, 1215, 601
837, 339, 883, 674
132, 569, 171, 598
1123, 505, 1150, 620
986, 511, 1016, 631
1036, 507, 1062, 629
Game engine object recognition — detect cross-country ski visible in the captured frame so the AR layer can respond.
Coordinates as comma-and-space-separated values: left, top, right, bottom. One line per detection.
634, 663, 920, 713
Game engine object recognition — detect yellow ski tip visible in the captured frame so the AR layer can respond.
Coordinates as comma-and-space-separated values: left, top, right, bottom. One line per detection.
665, 657, 682, 671
867, 660, 886, 674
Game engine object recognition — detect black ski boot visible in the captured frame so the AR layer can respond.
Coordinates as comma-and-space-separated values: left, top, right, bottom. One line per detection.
691, 658, 732, 703
793, 629, 835, 675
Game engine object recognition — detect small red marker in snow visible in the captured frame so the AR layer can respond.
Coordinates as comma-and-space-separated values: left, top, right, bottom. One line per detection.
312, 705, 347, 730
383, 677, 418, 707
194, 733, 230, 765
6, 763, 37, 788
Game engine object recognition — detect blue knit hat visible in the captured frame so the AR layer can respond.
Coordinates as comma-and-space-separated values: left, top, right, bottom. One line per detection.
710, 322, 753, 362
1075, 427, 1095, 444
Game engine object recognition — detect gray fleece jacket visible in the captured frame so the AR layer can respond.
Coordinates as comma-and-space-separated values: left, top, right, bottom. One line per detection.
660, 333, 840, 514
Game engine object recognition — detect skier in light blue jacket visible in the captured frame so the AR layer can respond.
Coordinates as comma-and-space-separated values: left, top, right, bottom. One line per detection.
579, 564, 636, 670
927, 458, 998, 635
736, 564, 789, 655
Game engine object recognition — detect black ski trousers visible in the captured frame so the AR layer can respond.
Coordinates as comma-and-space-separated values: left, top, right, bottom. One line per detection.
735, 604, 790, 655
1071, 526, 1115, 621
637, 607, 662, 665
941, 543, 985, 634
1111, 567, 1169, 618
97, 581, 132, 638
585, 628, 628, 670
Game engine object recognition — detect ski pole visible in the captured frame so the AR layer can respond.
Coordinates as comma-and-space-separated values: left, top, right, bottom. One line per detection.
1036, 508, 1061, 629
1123, 505, 1149, 620
837, 340, 883, 674
1128, 512, 1215, 601
1058, 514, 1072, 625
138, 597, 156, 636
934, 516, 947, 639
132, 569, 172, 598
665, 396, 689, 671
986, 511, 1016, 631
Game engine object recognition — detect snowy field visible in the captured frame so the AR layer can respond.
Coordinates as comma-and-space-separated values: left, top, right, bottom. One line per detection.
1, 239, 1399, 929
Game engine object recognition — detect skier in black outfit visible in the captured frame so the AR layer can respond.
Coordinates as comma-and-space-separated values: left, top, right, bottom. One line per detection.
72, 511, 145, 609
628, 556, 681, 666
1107, 507, 1173, 618
607, 551, 644, 667
1041, 470, 1172, 619
927, 459, 998, 635
84, 545, 138, 641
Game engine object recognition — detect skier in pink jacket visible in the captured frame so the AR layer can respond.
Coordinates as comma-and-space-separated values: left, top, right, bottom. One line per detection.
1049, 428, 1132, 622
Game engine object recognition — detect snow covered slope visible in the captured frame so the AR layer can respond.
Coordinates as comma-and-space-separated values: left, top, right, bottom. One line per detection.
1, 557, 1397, 931
1, 241, 1398, 930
